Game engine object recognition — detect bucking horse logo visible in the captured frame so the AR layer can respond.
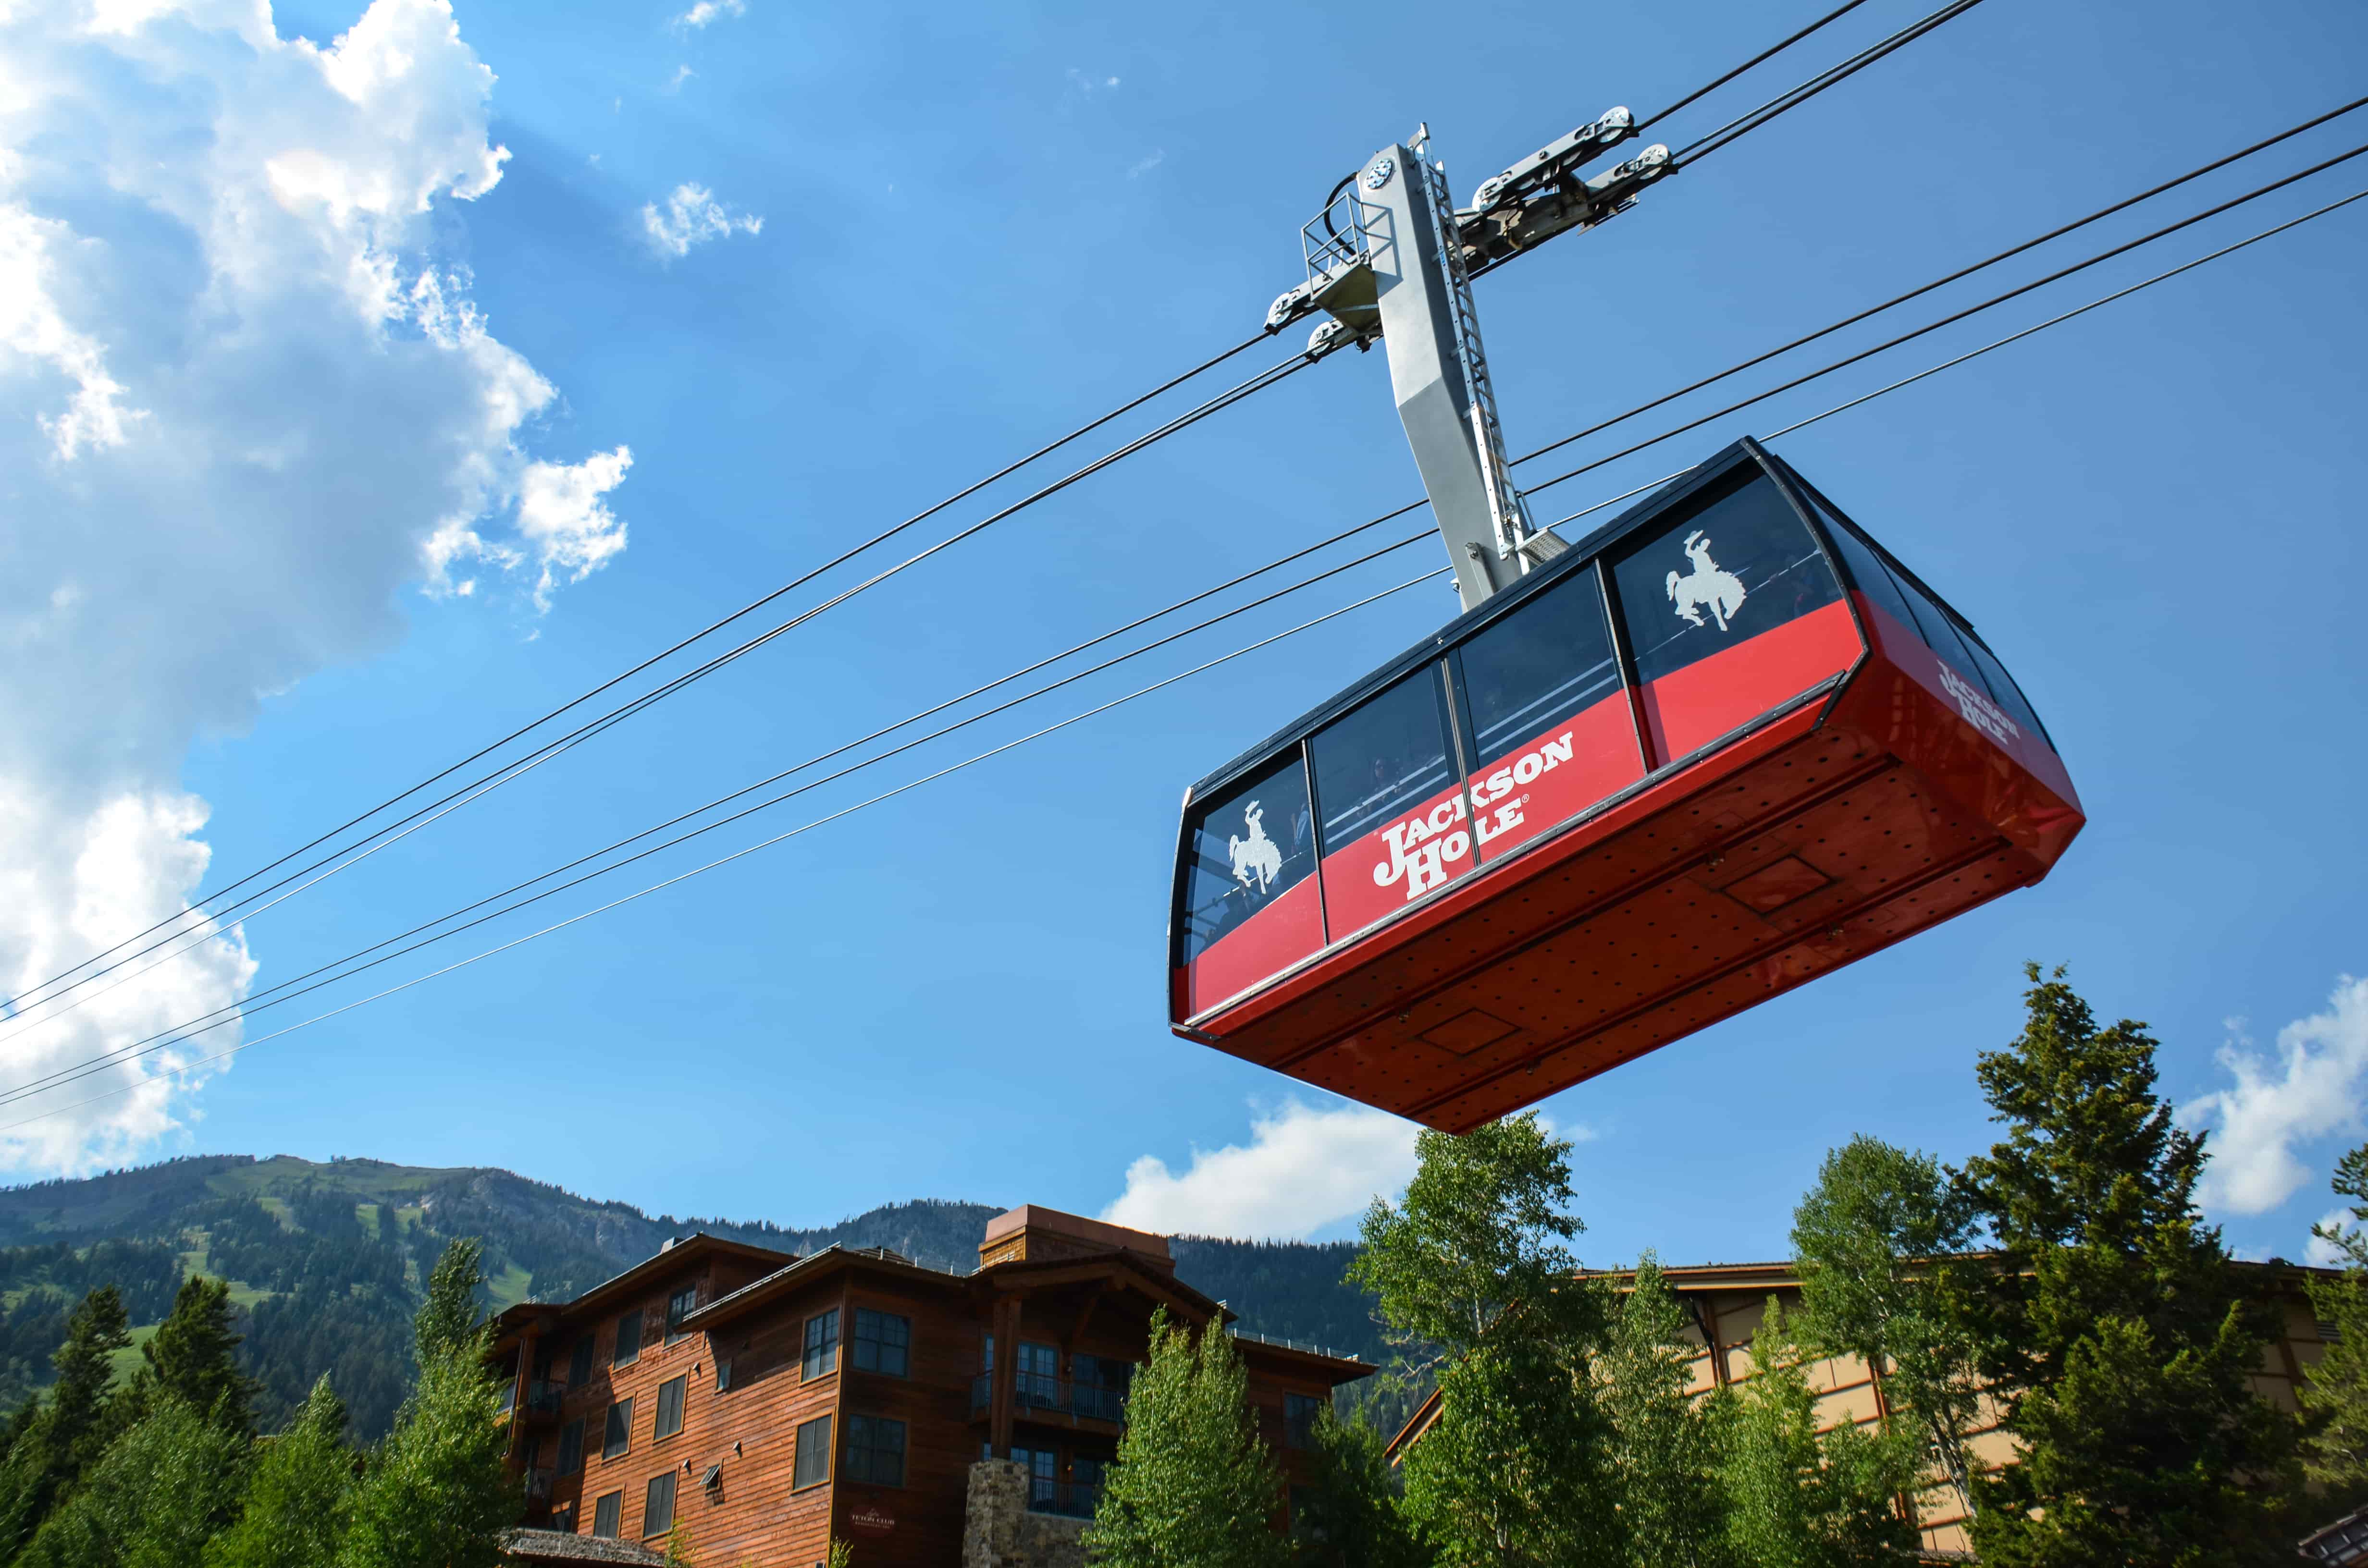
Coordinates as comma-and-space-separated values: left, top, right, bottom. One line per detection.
1228, 801, 1284, 895
1666, 530, 1748, 632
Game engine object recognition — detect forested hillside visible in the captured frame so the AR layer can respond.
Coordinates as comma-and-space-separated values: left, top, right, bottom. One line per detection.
0, 1155, 1389, 1438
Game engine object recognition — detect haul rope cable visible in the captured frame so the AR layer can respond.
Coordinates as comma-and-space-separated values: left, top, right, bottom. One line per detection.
0, 325, 1289, 1017
2, 0, 2019, 1018
0, 570, 1455, 1134
9, 147, 2360, 1091
7, 184, 2361, 1121
0, 347, 1325, 1029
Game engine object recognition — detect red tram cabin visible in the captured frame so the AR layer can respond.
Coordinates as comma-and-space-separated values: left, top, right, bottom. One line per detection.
1167, 438, 2083, 1132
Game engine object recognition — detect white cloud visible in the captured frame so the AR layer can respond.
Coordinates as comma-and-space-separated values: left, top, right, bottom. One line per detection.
665, 63, 693, 92
2187, 976, 2368, 1216
673, 0, 742, 27
0, 0, 631, 1170
1064, 68, 1119, 96
2308, 1208, 2357, 1268
1102, 1100, 1421, 1241
640, 183, 763, 257
1126, 149, 1164, 180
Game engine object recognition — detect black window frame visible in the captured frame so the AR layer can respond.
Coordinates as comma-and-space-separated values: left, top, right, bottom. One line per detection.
802, 1309, 840, 1381
612, 1308, 643, 1368
842, 1414, 907, 1488
852, 1309, 910, 1378
591, 1491, 622, 1540
602, 1396, 633, 1460
793, 1414, 833, 1491
665, 1285, 699, 1346
556, 1418, 585, 1477
567, 1338, 595, 1387
654, 1374, 687, 1441
1307, 661, 1465, 861
643, 1470, 677, 1537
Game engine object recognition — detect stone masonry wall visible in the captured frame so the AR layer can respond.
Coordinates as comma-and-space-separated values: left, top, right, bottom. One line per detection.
961, 1460, 1089, 1568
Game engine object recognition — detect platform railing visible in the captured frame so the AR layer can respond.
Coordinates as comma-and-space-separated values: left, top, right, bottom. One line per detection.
1027, 1480, 1102, 1520
966, 1373, 1130, 1425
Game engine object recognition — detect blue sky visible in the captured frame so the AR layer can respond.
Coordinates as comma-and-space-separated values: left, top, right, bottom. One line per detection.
3, 0, 2365, 1268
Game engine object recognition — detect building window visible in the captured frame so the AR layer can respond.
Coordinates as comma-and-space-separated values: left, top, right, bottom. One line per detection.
1011, 1446, 1055, 1506
1015, 1341, 1059, 1409
602, 1396, 634, 1460
644, 1471, 677, 1536
802, 1310, 840, 1381
550, 1503, 575, 1535
853, 1310, 910, 1377
591, 1491, 622, 1540
715, 1359, 733, 1393
556, 1419, 585, 1476
613, 1308, 644, 1368
843, 1415, 906, 1487
568, 1338, 594, 1386
793, 1415, 832, 1491
1284, 1393, 1323, 1450
654, 1375, 687, 1441
666, 1286, 699, 1346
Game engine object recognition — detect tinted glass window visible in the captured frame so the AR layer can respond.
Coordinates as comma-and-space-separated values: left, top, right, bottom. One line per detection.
853, 1310, 910, 1377
1310, 667, 1457, 854
612, 1309, 642, 1367
592, 1492, 622, 1539
654, 1376, 686, 1440
1176, 749, 1317, 967
793, 1416, 832, 1490
1610, 468, 1842, 687
644, 1471, 676, 1536
1810, 499, 1923, 644
568, 1339, 594, 1386
844, 1415, 907, 1487
1961, 632, 2050, 748
556, 1419, 584, 1476
1284, 1392, 1322, 1450
666, 1286, 697, 1345
602, 1397, 632, 1459
715, 1359, 732, 1393
802, 1311, 839, 1381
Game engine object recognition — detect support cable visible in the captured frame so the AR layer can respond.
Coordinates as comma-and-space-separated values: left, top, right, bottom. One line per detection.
0, 326, 1281, 1021
1637, 0, 1877, 130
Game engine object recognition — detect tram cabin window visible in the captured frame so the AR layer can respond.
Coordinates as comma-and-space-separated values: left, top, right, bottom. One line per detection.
1449, 563, 1643, 864
1175, 750, 1320, 1014
1310, 664, 1467, 937
1609, 468, 1848, 763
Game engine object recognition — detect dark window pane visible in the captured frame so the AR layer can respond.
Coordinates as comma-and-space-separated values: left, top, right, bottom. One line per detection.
1452, 564, 1643, 862
602, 1397, 632, 1460
592, 1492, 621, 1540
557, 1420, 584, 1477
845, 1415, 907, 1487
613, 1309, 643, 1367
1284, 1392, 1322, 1450
1961, 632, 2050, 750
715, 1359, 732, 1394
551, 1504, 575, 1535
794, 1416, 832, 1490
1809, 498, 1921, 647
1609, 468, 1849, 762
1175, 750, 1321, 1009
802, 1310, 839, 1381
1310, 665, 1468, 936
1016, 1342, 1059, 1410
853, 1310, 910, 1378
644, 1472, 676, 1536
654, 1376, 686, 1440
568, 1339, 594, 1386
666, 1286, 698, 1346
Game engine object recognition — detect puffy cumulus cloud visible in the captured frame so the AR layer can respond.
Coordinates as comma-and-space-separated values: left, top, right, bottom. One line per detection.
1101, 1100, 1422, 1241
2308, 1209, 2358, 1268
640, 183, 764, 258
673, 0, 742, 28
2187, 976, 2368, 1217
0, 0, 631, 1169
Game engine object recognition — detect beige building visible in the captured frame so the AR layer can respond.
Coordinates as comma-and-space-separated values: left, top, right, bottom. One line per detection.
1387, 1258, 2339, 1559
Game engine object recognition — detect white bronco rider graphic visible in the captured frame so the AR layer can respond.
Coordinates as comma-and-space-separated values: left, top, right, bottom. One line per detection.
1666, 530, 1748, 632
1228, 800, 1283, 895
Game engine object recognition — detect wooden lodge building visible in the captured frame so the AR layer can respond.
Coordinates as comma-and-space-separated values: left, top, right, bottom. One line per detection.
488, 1205, 1372, 1568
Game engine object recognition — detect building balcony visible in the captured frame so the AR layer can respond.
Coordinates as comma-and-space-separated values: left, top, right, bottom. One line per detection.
969, 1373, 1128, 1426
1027, 1481, 1100, 1520
524, 1468, 555, 1502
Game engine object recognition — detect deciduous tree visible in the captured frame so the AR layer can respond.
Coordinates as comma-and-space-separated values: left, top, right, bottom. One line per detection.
207, 1376, 356, 1568
1601, 1254, 1728, 1568
2303, 1142, 2368, 1486
19, 1395, 251, 1568
1288, 1408, 1422, 1568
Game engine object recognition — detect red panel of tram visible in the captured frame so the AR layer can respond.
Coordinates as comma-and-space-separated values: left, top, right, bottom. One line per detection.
1167, 440, 2084, 1132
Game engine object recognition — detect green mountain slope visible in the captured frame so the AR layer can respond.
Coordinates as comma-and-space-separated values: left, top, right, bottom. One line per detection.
0, 1156, 1388, 1439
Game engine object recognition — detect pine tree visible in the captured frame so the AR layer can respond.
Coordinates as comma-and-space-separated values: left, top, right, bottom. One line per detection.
1601, 1254, 1728, 1568
1710, 1302, 1921, 1568
17, 1395, 251, 1568
337, 1238, 513, 1568
1288, 1408, 1422, 1568
1956, 965, 2300, 1566
2303, 1142, 2368, 1485
1351, 1115, 1623, 1568
1084, 1309, 1288, 1568
0, 1286, 135, 1553
207, 1376, 356, 1568
1789, 1136, 1983, 1518
147, 1276, 259, 1437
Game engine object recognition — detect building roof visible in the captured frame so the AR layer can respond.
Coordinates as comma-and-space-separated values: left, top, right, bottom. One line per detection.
501, 1529, 665, 1567
489, 1233, 799, 1343
982, 1204, 1171, 1261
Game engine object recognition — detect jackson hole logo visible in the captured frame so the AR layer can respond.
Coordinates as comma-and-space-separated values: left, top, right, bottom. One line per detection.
1372, 732, 1575, 902
1666, 530, 1747, 632
1936, 663, 2021, 747
1228, 801, 1283, 895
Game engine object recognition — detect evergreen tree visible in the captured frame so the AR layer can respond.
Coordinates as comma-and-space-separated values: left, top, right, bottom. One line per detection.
1351, 1115, 1623, 1568
1956, 965, 2299, 1566
17, 1396, 251, 1568
1710, 1302, 1920, 1568
0, 1286, 135, 1553
147, 1276, 259, 1437
1789, 1137, 1983, 1517
1288, 1409, 1422, 1568
206, 1377, 355, 1568
337, 1238, 513, 1568
2303, 1141, 2368, 1485
1601, 1255, 1728, 1568
1084, 1309, 1288, 1568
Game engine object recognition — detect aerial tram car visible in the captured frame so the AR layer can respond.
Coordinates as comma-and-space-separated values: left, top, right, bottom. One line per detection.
1165, 122, 2084, 1132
